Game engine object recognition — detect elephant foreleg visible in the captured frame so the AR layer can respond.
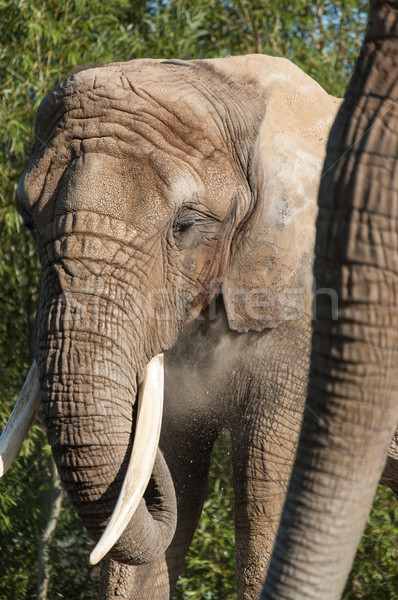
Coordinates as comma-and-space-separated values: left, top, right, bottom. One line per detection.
230, 326, 309, 600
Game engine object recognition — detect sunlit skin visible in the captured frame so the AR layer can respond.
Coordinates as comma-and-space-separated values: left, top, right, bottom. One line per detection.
3, 53, 397, 600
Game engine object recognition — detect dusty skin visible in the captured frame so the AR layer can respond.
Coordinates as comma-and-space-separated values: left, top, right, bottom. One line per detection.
1, 53, 397, 600
262, 1, 398, 599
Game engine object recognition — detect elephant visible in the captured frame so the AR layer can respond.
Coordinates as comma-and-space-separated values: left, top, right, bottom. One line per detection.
261, 1, 398, 599
0, 52, 396, 600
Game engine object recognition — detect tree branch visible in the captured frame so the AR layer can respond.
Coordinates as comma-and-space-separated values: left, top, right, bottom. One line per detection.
37, 456, 64, 600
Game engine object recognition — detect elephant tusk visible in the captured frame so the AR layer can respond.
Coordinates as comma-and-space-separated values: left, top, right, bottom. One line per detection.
90, 353, 164, 565
0, 360, 41, 477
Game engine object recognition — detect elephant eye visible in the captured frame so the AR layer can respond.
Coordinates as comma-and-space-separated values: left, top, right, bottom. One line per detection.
173, 207, 220, 249
174, 220, 195, 235
173, 209, 196, 238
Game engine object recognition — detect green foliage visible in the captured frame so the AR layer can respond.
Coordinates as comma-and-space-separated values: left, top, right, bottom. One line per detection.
1, 2, 396, 599
344, 486, 398, 600
0, 448, 99, 599
45, 494, 100, 599
175, 430, 236, 600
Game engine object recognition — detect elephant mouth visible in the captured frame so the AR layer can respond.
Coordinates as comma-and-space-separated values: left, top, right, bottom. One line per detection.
0, 354, 165, 565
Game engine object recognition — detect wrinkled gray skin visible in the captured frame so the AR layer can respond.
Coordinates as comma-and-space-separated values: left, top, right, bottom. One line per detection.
262, 2, 398, 599
16, 54, 397, 600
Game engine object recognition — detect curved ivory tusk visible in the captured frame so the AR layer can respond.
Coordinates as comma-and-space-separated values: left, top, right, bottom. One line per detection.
90, 353, 164, 565
0, 360, 41, 477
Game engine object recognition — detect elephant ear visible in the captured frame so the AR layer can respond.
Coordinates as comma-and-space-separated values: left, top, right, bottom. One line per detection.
209, 55, 340, 332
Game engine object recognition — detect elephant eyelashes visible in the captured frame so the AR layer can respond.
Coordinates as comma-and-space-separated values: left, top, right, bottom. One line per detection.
173, 210, 197, 245
172, 212, 220, 250
174, 220, 195, 235
173, 207, 221, 245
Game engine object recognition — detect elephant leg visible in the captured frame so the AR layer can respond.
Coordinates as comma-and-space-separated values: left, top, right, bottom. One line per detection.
230, 338, 308, 600
100, 415, 220, 599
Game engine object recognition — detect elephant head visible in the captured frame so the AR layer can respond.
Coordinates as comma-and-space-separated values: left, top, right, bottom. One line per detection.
0, 56, 338, 568
262, 1, 398, 598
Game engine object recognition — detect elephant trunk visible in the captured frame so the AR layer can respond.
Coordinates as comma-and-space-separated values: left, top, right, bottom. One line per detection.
262, 2, 398, 599
35, 266, 177, 565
